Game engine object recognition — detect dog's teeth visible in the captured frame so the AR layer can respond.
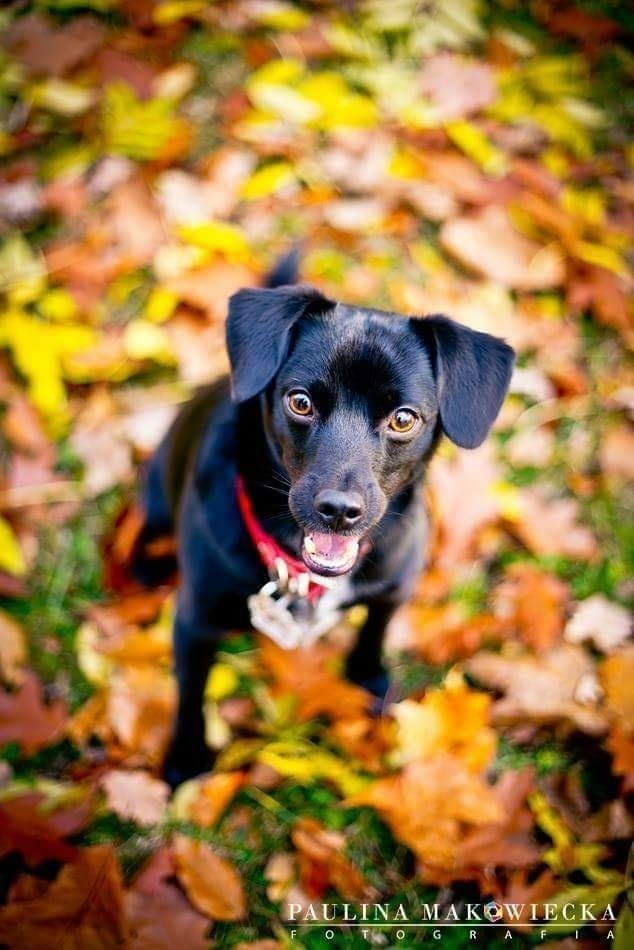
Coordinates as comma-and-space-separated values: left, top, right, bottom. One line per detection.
304, 537, 316, 554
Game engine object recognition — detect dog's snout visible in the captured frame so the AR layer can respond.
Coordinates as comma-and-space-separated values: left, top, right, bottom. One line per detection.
314, 489, 365, 530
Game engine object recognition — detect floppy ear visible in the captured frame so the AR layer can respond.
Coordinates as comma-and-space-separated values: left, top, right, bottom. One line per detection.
413, 314, 515, 449
226, 285, 334, 402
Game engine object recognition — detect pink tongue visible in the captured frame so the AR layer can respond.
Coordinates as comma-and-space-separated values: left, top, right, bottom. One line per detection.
311, 532, 349, 557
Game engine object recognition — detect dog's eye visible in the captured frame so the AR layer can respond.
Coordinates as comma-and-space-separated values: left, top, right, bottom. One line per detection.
388, 408, 419, 435
286, 390, 314, 418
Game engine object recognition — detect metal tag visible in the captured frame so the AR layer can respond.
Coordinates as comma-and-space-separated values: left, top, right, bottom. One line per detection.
248, 579, 342, 650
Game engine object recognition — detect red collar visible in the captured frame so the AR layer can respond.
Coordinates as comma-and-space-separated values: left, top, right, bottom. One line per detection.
235, 475, 327, 602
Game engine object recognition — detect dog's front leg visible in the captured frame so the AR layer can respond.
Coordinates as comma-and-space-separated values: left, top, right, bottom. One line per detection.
163, 608, 220, 788
345, 599, 396, 704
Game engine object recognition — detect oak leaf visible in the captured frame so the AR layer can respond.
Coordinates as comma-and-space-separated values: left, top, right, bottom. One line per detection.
347, 753, 504, 878
100, 769, 169, 827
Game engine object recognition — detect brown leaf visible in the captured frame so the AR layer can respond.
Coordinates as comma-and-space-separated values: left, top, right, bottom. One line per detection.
173, 834, 246, 921
347, 754, 504, 880
126, 848, 210, 950
493, 563, 569, 652
467, 644, 607, 734
440, 206, 565, 289
258, 635, 371, 722
4, 13, 105, 78
100, 769, 169, 827
564, 595, 631, 654
394, 602, 504, 663
0, 790, 93, 866
291, 817, 376, 901
0, 845, 127, 949
0, 610, 26, 684
420, 53, 496, 120
107, 667, 176, 767
0, 671, 66, 755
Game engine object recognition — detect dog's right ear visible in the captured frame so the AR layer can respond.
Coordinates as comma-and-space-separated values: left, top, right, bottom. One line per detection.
226, 285, 333, 403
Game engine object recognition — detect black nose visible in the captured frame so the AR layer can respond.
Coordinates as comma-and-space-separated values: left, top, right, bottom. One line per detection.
314, 490, 365, 530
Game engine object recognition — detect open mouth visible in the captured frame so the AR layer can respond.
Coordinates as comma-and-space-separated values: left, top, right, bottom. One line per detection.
302, 532, 360, 576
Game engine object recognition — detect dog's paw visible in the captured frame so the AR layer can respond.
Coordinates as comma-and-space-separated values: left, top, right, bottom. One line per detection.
163, 744, 215, 789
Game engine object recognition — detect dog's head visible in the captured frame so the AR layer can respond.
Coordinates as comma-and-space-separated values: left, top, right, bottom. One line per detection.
227, 285, 514, 576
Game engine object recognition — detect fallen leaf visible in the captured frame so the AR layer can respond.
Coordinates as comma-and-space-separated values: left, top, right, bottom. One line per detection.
494, 563, 569, 652
441, 206, 565, 289
258, 636, 371, 722
420, 53, 496, 120
391, 670, 497, 771
467, 644, 607, 734
0, 845, 127, 948
0, 789, 93, 866
170, 770, 244, 827
600, 647, 634, 731
126, 848, 210, 950
0, 671, 66, 754
173, 834, 246, 921
600, 425, 634, 481
107, 667, 176, 766
100, 769, 169, 827
511, 488, 598, 560
564, 595, 631, 653
347, 753, 504, 880
4, 14, 105, 78
291, 817, 376, 901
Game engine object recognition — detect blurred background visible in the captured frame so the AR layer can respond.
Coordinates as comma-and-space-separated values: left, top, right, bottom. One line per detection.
0, 1, 632, 947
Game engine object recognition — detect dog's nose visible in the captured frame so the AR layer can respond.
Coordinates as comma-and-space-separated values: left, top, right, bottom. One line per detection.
314, 490, 364, 530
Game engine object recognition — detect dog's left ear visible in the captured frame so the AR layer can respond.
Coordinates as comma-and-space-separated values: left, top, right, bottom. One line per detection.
412, 314, 515, 449
226, 285, 334, 402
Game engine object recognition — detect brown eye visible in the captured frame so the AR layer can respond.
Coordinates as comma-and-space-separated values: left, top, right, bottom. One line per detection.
286, 390, 313, 418
388, 407, 419, 435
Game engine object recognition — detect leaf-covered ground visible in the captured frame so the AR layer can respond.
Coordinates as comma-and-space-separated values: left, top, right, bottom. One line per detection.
0, 1, 632, 947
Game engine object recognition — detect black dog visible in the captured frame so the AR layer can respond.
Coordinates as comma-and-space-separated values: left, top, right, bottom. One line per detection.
135, 253, 514, 786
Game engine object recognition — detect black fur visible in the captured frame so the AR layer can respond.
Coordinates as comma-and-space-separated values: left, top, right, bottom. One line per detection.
136, 261, 514, 786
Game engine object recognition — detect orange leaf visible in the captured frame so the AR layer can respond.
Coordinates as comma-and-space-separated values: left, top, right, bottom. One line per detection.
173, 834, 246, 921
0, 790, 93, 866
291, 817, 376, 901
493, 563, 569, 652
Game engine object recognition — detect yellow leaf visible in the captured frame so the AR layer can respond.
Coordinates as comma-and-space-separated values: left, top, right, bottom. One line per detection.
38, 288, 79, 323
240, 162, 296, 200
0, 517, 26, 577
76, 622, 113, 689
178, 220, 250, 263
572, 241, 629, 278
0, 234, 47, 305
101, 82, 189, 162
205, 663, 239, 702
145, 287, 179, 323
122, 320, 174, 363
445, 120, 507, 175
153, 0, 205, 27
29, 79, 96, 117
258, 739, 368, 796
252, 2, 310, 31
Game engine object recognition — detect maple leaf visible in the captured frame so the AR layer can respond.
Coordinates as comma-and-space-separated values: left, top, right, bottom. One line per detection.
257, 635, 371, 722
467, 644, 607, 734
0, 845, 127, 948
510, 488, 599, 561
0, 788, 93, 866
0, 670, 66, 755
172, 833, 246, 921
347, 753, 504, 879
126, 848, 210, 950
391, 670, 497, 771
493, 563, 569, 652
